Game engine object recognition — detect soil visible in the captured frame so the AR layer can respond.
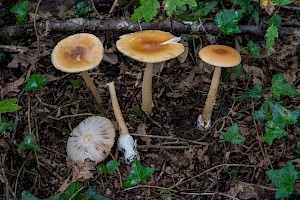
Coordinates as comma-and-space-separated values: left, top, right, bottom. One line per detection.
1, 0, 300, 199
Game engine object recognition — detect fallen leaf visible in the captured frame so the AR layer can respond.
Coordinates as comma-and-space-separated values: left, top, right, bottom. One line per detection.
1, 77, 25, 98
227, 181, 259, 199
137, 123, 151, 145
243, 64, 265, 84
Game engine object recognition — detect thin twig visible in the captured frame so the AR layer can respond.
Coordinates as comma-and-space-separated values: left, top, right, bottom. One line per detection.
48, 113, 97, 120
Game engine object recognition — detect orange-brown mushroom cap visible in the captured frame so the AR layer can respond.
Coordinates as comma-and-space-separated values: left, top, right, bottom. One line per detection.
51, 33, 104, 73
116, 30, 184, 63
199, 45, 241, 67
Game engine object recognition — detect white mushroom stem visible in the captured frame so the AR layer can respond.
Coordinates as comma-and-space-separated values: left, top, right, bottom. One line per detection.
80, 71, 103, 112
141, 62, 154, 115
197, 66, 221, 131
107, 81, 140, 164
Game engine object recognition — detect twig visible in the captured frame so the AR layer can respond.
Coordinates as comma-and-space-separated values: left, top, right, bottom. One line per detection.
179, 192, 241, 200
108, 0, 118, 14
48, 113, 97, 120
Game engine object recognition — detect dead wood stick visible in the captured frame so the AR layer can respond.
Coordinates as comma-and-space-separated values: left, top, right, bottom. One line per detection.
0, 18, 298, 39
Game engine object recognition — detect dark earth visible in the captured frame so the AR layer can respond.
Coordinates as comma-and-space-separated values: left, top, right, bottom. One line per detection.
1, 0, 300, 199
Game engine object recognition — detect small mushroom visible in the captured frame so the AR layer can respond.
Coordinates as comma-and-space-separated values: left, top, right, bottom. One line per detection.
198, 45, 241, 131
66, 116, 115, 163
107, 81, 140, 164
51, 33, 104, 112
116, 30, 184, 115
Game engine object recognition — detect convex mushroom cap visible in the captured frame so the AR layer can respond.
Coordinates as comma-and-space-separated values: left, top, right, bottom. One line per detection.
198, 45, 241, 67
66, 116, 115, 163
51, 33, 104, 73
116, 30, 184, 63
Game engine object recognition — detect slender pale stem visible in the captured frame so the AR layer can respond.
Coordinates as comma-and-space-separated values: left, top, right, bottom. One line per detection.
80, 70, 103, 113
201, 66, 221, 126
107, 81, 129, 135
141, 63, 154, 115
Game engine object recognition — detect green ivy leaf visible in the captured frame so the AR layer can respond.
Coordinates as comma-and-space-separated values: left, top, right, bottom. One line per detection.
164, 0, 196, 16
10, 0, 28, 24
270, 73, 300, 100
60, 182, 83, 200
220, 123, 246, 144
17, 135, 42, 153
266, 161, 298, 198
268, 101, 300, 126
266, 14, 282, 28
98, 160, 120, 174
71, 79, 83, 88
271, 0, 292, 5
247, 40, 260, 58
0, 98, 22, 113
75, 2, 92, 18
130, 0, 160, 23
21, 191, 40, 200
253, 99, 269, 120
265, 23, 278, 53
222, 64, 243, 82
123, 159, 155, 188
263, 126, 288, 145
85, 188, 111, 200
231, 0, 253, 14
236, 84, 262, 101
215, 9, 244, 34
24, 74, 48, 92
0, 120, 13, 135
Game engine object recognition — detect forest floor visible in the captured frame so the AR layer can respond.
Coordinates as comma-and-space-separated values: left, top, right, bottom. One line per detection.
1, 0, 300, 199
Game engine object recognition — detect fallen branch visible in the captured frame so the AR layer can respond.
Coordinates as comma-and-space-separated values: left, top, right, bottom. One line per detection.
0, 18, 298, 39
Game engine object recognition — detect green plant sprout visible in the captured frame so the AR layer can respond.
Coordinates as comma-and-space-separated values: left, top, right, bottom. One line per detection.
10, 0, 28, 25
24, 74, 48, 92
0, 98, 22, 135
220, 123, 246, 144
75, 2, 92, 18
17, 135, 41, 153
266, 161, 298, 198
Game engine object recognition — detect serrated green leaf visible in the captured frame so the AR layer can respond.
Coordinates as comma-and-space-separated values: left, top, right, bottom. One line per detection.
271, 0, 292, 5
130, 0, 160, 23
98, 160, 120, 174
263, 126, 288, 145
215, 9, 244, 34
265, 23, 278, 53
266, 161, 298, 198
10, 0, 28, 24
266, 14, 281, 28
17, 135, 41, 153
123, 159, 155, 188
24, 74, 48, 92
247, 40, 260, 58
21, 191, 40, 200
0, 98, 22, 113
270, 73, 300, 100
253, 99, 269, 120
164, 0, 196, 16
231, 0, 253, 14
0, 120, 13, 135
220, 123, 246, 144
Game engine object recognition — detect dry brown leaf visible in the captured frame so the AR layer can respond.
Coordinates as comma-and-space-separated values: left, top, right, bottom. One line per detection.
166, 90, 186, 98
103, 53, 118, 65
243, 64, 264, 84
177, 44, 189, 64
260, 0, 275, 15
137, 123, 151, 145
0, 139, 9, 149
184, 148, 196, 160
57, 175, 71, 194
1, 77, 25, 98
227, 181, 259, 199
70, 159, 95, 181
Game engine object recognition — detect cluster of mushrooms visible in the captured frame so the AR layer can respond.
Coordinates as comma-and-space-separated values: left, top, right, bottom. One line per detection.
50, 31, 241, 178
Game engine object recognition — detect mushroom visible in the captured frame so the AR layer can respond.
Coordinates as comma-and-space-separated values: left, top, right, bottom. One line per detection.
116, 30, 184, 115
66, 116, 116, 163
197, 45, 241, 131
51, 33, 104, 112
107, 81, 140, 164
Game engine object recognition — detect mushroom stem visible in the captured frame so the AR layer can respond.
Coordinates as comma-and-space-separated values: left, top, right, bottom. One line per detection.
199, 66, 221, 130
141, 62, 154, 115
80, 71, 104, 112
107, 81, 129, 134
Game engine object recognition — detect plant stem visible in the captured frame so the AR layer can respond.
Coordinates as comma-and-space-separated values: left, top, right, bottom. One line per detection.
107, 81, 129, 134
141, 63, 154, 115
80, 70, 103, 113
201, 66, 221, 127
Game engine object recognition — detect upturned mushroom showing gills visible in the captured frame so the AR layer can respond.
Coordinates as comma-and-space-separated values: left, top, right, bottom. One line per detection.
66, 116, 115, 163
107, 81, 140, 164
51, 33, 104, 112
198, 45, 241, 131
116, 30, 184, 115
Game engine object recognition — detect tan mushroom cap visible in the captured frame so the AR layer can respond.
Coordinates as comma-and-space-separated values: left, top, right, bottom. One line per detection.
66, 116, 115, 163
51, 33, 104, 73
116, 30, 184, 63
199, 45, 241, 67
